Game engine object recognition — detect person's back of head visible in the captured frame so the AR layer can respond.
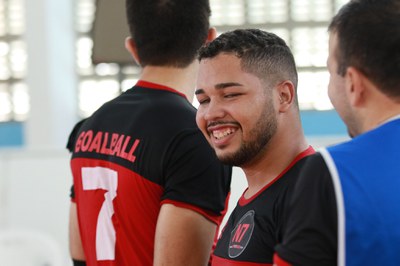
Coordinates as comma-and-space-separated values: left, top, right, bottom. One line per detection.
198, 29, 299, 107
329, 0, 400, 99
125, 0, 211, 68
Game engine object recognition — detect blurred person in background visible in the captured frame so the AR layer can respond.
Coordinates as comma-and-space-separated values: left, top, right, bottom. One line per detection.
274, 0, 400, 265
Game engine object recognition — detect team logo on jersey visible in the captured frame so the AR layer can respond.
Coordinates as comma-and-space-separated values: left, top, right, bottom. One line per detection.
228, 210, 255, 258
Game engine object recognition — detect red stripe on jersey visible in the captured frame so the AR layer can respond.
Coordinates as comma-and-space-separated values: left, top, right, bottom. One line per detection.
239, 146, 315, 206
273, 253, 292, 266
71, 157, 163, 266
136, 80, 187, 99
211, 255, 273, 266
161, 199, 222, 225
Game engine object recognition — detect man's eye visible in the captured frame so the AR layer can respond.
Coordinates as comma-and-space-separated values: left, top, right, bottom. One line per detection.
224, 93, 241, 98
198, 98, 210, 105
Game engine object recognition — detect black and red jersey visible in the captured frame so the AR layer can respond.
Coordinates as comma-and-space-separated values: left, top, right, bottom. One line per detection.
68, 80, 232, 266
274, 153, 337, 266
211, 147, 314, 266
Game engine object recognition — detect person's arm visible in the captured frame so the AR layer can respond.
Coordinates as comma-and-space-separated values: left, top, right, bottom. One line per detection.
69, 202, 86, 265
274, 153, 337, 266
153, 203, 216, 266
67, 121, 88, 266
157, 130, 231, 265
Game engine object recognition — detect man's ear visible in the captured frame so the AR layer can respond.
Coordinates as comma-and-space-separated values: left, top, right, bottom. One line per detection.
205, 27, 217, 44
276, 81, 295, 113
345, 67, 366, 107
125, 36, 140, 65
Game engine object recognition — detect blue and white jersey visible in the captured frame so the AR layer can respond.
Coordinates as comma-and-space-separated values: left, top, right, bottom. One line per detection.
321, 117, 400, 266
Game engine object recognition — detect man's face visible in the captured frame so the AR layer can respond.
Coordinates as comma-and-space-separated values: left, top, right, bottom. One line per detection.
195, 53, 277, 167
327, 32, 359, 137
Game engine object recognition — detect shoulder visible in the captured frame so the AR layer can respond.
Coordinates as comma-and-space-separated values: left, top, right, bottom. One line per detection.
275, 152, 338, 265
166, 127, 214, 155
294, 152, 333, 191
66, 118, 88, 152
302, 152, 329, 174
289, 152, 337, 221
273, 150, 323, 189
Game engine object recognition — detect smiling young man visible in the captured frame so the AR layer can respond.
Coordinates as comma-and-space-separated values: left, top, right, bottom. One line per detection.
195, 29, 314, 265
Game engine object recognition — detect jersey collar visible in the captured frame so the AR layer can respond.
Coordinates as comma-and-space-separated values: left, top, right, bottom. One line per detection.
135, 80, 187, 99
239, 146, 315, 206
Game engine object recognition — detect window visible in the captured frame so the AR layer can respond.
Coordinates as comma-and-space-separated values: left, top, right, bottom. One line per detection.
0, 0, 27, 122
75, 0, 348, 116
75, 0, 139, 117
0, 0, 350, 122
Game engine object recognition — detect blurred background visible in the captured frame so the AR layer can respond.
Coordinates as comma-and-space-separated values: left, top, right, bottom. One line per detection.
0, 0, 349, 265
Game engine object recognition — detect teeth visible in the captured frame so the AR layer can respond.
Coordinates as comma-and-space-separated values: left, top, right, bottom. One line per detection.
212, 128, 235, 140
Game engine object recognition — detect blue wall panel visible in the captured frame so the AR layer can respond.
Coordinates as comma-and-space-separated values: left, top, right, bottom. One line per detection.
0, 110, 347, 148
0, 122, 24, 147
301, 110, 347, 136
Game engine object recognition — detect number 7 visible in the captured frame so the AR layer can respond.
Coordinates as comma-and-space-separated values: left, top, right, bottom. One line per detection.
82, 167, 118, 260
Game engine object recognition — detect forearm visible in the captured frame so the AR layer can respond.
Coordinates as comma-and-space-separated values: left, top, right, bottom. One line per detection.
69, 203, 86, 261
154, 204, 217, 266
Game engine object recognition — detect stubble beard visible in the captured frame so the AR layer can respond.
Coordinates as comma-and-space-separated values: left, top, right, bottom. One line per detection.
217, 101, 278, 167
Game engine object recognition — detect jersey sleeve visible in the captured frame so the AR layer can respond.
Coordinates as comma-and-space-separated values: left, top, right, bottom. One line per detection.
274, 153, 337, 266
66, 118, 88, 153
161, 129, 232, 223
67, 119, 88, 201
70, 185, 76, 202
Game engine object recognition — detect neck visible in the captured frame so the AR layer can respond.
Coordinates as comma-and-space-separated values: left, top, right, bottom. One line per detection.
139, 61, 199, 101
360, 91, 400, 133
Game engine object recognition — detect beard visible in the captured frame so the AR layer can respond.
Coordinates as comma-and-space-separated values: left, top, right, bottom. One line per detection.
217, 99, 277, 167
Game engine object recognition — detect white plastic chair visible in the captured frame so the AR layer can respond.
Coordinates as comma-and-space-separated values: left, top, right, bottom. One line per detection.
0, 229, 64, 266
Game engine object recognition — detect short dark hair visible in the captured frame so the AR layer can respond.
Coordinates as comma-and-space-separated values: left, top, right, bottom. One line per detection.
329, 0, 400, 98
198, 29, 298, 97
125, 0, 211, 67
